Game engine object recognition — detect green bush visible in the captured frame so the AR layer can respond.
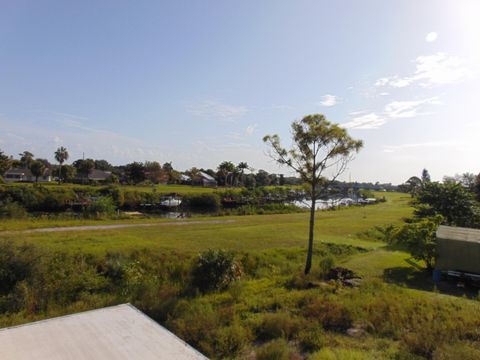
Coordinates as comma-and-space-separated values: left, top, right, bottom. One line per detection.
257, 312, 303, 340
304, 298, 353, 332
310, 347, 371, 360
0, 241, 36, 295
319, 256, 335, 277
167, 299, 220, 356
0, 201, 28, 218
191, 250, 242, 292
104, 186, 125, 207
135, 283, 179, 323
183, 193, 221, 212
297, 326, 325, 352
256, 338, 290, 360
85, 196, 116, 217
37, 253, 108, 308
433, 342, 480, 360
214, 322, 251, 358
123, 190, 144, 209
394, 215, 442, 270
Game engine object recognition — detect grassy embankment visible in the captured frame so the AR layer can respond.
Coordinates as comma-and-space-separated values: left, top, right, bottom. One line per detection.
1, 192, 410, 253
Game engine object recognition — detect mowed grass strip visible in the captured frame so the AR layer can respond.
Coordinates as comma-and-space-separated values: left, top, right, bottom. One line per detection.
2, 192, 412, 255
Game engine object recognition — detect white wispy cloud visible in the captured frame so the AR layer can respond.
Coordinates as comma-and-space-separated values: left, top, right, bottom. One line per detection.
245, 124, 258, 136
384, 97, 441, 118
383, 141, 456, 153
341, 96, 440, 130
341, 113, 386, 130
186, 99, 249, 122
318, 94, 339, 107
425, 32, 438, 42
375, 52, 471, 88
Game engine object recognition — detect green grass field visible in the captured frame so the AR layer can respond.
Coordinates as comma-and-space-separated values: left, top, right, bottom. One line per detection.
1, 192, 412, 254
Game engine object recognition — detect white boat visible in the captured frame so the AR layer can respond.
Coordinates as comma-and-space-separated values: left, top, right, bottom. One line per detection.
160, 198, 182, 208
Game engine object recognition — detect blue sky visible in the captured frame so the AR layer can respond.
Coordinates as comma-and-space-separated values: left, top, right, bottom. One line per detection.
1, 1, 479, 183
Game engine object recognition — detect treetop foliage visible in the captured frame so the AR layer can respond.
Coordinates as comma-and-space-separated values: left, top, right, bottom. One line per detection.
263, 114, 363, 186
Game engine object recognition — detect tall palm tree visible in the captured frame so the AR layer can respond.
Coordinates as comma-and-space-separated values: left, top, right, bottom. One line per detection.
237, 162, 249, 187
19, 151, 34, 168
217, 161, 235, 186
54, 146, 69, 182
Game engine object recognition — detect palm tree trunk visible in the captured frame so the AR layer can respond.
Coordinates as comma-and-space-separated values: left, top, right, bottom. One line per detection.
304, 184, 316, 274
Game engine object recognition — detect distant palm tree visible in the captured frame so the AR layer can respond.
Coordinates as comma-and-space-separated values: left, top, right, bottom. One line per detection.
19, 151, 34, 168
217, 161, 235, 186
54, 146, 69, 182
237, 162, 249, 186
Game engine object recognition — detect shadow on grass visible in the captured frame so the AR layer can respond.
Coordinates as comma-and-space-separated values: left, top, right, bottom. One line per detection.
383, 266, 479, 299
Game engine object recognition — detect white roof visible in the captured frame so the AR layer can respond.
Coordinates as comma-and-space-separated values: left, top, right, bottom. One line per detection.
0, 304, 207, 360
436, 225, 480, 244
199, 172, 215, 181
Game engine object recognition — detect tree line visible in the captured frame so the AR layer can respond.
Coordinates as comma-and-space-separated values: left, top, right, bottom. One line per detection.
0, 148, 301, 187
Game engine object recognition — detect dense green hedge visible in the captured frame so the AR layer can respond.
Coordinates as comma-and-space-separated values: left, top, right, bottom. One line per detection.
0, 184, 306, 217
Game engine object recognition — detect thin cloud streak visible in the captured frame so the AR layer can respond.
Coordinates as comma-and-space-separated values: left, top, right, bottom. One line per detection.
186, 99, 249, 122
383, 141, 457, 153
341, 97, 440, 130
375, 52, 472, 88
384, 97, 441, 118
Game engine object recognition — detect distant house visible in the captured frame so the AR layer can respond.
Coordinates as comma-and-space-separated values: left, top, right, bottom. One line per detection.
180, 172, 217, 187
87, 169, 112, 182
198, 172, 217, 187
180, 174, 192, 184
4, 168, 52, 183
0, 303, 207, 360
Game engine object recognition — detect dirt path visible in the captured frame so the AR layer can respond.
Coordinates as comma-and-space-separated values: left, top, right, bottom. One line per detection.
2, 220, 237, 234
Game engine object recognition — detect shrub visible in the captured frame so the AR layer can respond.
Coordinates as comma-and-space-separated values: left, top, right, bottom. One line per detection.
97, 252, 128, 284
0, 241, 36, 294
85, 196, 116, 217
304, 298, 353, 332
183, 193, 221, 212
257, 312, 303, 340
167, 299, 220, 356
319, 256, 335, 277
310, 347, 371, 360
191, 250, 242, 292
297, 326, 325, 352
432, 342, 480, 360
394, 215, 442, 270
123, 190, 144, 209
256, 338, 290, 360
214, 322, 251, 358
0, 201, 28, 218
135, 283, 179, 323
38, 253, 108, 307
106, 186, 125, 207
286, 272, 318, 290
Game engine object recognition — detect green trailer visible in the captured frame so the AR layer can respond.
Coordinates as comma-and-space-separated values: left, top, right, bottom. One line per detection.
435, 225, 480, 284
